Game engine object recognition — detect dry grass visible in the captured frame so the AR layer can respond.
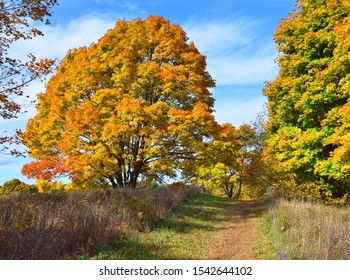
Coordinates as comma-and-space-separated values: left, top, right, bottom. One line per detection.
270, 198, 350, 259
0, 186, 199, 259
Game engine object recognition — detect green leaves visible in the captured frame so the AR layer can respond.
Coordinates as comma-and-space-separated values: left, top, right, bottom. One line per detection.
264, 0, 350, 199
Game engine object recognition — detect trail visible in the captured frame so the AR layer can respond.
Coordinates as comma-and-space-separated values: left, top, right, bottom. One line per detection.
207, 199, 265, 260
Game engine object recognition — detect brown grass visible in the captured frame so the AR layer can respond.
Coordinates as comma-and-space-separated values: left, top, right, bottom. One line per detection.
270, 198, 350, 259
0, 186, 199, 259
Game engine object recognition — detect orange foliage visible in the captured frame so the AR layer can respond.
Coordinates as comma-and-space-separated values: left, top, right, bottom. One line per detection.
22, 156, 71, 181
22, 16, 216, 188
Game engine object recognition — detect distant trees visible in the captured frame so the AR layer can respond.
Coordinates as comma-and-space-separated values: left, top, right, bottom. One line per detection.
0, 0, 58, 154
239, 112, 273, 198
22, 16, 217, 189
194, 123, 242, 198
193, 113, 271, 199
264, 0, 350, 200
0, 178, 37, 194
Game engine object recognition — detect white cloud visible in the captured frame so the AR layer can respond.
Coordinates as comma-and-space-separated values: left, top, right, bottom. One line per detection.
2, 14, 119, 127
182, 18, 277, 125
184, 18, 257, 56
10, 14, 117, 61
213, 95, 267, 126
184, 18, 278, 86
208, 52, 277, 86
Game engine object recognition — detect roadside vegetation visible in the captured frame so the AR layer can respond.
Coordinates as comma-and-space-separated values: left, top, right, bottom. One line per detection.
258, 198, 350, 260
81, 194, 235, 260
1, 179, 350, 260
0, 186, 199, 259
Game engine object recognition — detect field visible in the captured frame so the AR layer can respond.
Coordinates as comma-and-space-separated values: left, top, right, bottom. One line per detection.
1, 186, 350, 260
82, 194, 236, 260
262, 198, 350, 260
0, 187, 199, 259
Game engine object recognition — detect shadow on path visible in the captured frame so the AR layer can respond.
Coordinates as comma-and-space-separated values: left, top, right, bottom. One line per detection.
207, 197, 271, 260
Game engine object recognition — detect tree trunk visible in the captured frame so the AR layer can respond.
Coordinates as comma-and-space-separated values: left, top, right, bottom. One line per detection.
128, 161, 143, 188
233, 177, 242, 199
224, 182, 234, 198
116, 173, 124, 188
108, 176, 118, 188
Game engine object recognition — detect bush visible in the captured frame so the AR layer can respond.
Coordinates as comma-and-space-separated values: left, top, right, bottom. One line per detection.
0, 179, 37, 194
0, 186, 199, 259
35, 179, 64, 193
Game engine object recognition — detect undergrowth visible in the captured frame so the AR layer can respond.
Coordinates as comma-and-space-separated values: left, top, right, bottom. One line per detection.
262, 198, 350, 260
81, 194, 235, 260
0, 186, 199, 259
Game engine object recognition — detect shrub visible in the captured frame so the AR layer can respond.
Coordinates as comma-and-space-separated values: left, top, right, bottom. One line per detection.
0, 179, 37, 194
35, 179, 64, 193
0, 186, 199, 259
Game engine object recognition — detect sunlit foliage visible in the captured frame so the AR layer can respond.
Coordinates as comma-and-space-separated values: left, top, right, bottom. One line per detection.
22, 16, 216, 188
264, 0, 350, 200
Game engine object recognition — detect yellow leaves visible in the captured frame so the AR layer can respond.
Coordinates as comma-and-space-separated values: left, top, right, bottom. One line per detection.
192, 122, 243, 197
35, 179, 64, 194
22, 16, 217, 188
325, 102, 350, 164
264, 0, 350, 198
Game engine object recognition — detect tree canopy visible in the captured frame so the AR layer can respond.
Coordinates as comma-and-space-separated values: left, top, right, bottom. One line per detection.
192, 117, 271, 199
194, 123, 242, 198
22, 16, 217, 188
264, 0, 350, 199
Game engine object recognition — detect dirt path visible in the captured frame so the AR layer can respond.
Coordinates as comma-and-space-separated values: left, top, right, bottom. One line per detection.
207, 199, 266, 260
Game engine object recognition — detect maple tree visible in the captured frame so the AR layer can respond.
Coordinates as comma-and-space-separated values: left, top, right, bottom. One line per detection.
0, 0, 58, 154
238, 116, 273, 198
22, 16, 216, 188
264, 0, 350, 199
193, 118, 272, 199
193, 123, 242, 198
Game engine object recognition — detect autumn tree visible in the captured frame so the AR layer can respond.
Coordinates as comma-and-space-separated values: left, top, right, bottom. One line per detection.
238, 123, 269, 198
193, 117, 272, 199
264, 0, 350, 200
22, 16, 217, 189
194, 123, 243, 198
0, 0, 58, 154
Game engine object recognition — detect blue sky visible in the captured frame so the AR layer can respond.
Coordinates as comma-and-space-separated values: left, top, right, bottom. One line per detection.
0, 0, 296, 185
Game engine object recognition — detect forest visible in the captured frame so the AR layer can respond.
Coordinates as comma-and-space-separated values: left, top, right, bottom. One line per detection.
1, 0, 350, 260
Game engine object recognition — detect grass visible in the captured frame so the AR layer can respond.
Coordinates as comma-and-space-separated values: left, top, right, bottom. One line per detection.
9, 184, 347, 260
259, 198, 350, 260
0, 187, 199, 259
251, 197, 277, 260
80, 194, 236, 260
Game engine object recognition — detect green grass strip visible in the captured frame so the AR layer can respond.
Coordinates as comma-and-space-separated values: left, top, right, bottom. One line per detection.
82, 194, 235, 260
